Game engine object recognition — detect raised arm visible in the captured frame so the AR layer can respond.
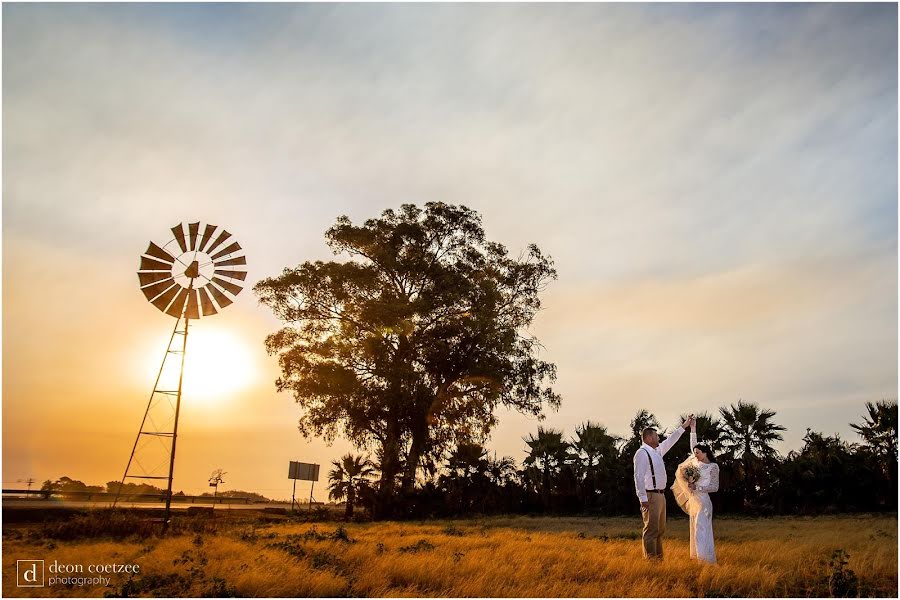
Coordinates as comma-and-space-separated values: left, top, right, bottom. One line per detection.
659, 417, 690, 456
660, 416, 692, 456
689, 430, 698, 454
697, 464, 719, 493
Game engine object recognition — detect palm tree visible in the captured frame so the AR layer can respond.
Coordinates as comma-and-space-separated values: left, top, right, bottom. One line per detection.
719, 400, 786, 507
486, 453, 518, 487
442, 442, 489, 512
328, 453, 376, 519
619, 409, 660, 457
482, 452, 518, 513
630, 409, 660, 438
851, 400, 898, 461
446, 442, 489, 478
571, 422, 620, 508
677, 411, 725, 454
573, 422, 619, 469
523, 427, 572, 508
851, 400, 898, 506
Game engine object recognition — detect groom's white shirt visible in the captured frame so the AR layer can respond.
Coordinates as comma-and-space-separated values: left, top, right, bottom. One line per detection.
633, 426, 685, 502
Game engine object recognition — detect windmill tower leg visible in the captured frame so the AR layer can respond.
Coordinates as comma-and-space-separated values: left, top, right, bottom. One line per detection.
112, 301, 191, 532
163, 310, 190, 530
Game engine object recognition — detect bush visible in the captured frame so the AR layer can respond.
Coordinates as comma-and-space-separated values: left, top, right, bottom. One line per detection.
826, 549, 858, 598
398, 539, 436, 553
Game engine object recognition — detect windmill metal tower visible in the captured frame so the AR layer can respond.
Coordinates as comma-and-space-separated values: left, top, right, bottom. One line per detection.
113, 222, 247, 527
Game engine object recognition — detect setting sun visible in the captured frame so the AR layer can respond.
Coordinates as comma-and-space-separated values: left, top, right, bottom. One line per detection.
182, 327, 258, 401
134, 325, 259, 405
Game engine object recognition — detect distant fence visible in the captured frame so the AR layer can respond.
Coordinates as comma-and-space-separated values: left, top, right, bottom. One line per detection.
1, 489, 269, 505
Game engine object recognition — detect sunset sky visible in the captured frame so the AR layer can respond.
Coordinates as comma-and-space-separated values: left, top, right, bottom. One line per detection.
3, 3, 897, 499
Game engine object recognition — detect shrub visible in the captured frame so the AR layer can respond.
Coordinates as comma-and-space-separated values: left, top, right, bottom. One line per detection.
826, 549, 858, 598
398, 539, 436, 553
202, 576, 238, 598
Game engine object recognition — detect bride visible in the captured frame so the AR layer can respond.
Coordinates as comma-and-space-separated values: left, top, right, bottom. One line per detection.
671, 417, 719, 564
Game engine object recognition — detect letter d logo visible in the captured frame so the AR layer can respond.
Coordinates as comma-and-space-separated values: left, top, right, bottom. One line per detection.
17, 560, 45, 587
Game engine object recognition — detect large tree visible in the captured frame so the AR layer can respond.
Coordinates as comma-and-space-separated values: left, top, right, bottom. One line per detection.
255, 203, 559, 516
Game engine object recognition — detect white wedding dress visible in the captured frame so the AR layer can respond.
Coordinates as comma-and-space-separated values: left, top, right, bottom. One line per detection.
671, 431, 719, 564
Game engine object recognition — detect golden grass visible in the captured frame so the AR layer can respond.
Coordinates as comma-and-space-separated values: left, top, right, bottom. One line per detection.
3, 514, 896, 597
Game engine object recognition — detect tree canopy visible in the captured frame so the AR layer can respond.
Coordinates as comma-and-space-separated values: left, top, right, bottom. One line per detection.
254, 202, 559, 515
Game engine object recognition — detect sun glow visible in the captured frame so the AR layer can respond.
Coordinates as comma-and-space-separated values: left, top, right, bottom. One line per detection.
135, 325, 259, 405
181, 327, 258, 402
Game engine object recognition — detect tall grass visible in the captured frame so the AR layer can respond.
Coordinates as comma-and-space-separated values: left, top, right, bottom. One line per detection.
3, 514, 896, 597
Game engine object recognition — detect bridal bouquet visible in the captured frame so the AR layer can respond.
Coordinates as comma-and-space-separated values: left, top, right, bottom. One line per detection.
681, 464, 701, 484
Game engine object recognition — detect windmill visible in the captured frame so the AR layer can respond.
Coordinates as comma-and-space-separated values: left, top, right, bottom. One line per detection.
113, 222, 246, 528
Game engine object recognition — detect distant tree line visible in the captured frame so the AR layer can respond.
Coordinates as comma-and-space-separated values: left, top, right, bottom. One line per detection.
330, 399, 897, 519
41, 479, 274, 503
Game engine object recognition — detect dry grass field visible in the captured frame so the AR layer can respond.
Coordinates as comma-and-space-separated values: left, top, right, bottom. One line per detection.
2, 511, 896, 597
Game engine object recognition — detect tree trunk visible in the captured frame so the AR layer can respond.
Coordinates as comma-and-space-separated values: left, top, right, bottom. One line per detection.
542, 463, 551, 510
345, 485, 355, 519
375, 420, 402, 519
400, 422, 427, 494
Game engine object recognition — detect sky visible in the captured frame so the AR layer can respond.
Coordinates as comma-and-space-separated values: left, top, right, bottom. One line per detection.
2, 2, 897, 499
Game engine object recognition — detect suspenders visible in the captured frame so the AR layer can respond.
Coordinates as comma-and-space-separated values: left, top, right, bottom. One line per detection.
642, 448, 658, 490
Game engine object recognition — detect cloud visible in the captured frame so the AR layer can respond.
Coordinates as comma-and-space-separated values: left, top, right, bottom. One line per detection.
3, 3, 896, 482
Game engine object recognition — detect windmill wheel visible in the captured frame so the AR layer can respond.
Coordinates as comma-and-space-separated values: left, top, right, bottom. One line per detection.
137, 222, 247, 318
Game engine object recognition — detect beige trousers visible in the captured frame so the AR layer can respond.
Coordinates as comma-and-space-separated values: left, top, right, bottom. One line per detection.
641, 493, 667, 559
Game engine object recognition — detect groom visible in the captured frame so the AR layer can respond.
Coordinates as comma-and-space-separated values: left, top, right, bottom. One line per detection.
633, 415, 692, 559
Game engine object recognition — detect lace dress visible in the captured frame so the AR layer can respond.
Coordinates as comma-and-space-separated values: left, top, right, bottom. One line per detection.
671, 432, 719, 564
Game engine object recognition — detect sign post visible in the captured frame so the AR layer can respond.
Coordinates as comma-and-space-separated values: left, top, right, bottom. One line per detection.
287, 461, 320, 512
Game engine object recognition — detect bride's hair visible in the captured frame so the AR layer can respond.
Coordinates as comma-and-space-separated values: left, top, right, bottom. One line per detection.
693, 443, 717, 464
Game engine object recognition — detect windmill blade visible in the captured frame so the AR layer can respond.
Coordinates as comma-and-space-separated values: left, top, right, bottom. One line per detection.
150, 283, 181, 312
188, 222, 200, 251
141, 278, 176, 302
145, 242, 175, 264
205, 282, 233, 308
213, 255, 246, 268
140, 256, 174, 271
198, 224, 217, 252
185, 289, 200, 320
206, 230, 232, 255
139, 271, 174, 287
210, 241, 241, 261
166, 288, 189, 318
211, 276, 243, 296
137, 223, 244, 319
171, 224, 188, 253
213, 269, 247, 281
198, 287, 218, 316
